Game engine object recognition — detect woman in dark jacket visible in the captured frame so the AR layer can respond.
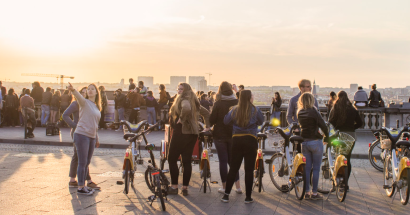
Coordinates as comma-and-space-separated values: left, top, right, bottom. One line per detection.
221, 90, 264, 204
210, 81, 242, 194
329, 91, 363, 191
199, 94, 213, 111
368, 84, 382, 108
297, 92, 329, 200
270, 92, 282, 127
50, 91, 61, 123
4, 88, 19, 126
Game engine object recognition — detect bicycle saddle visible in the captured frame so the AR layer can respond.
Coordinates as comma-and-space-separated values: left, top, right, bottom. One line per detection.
396, 141, 410, 148
290, 135, 304, 144
331, 140, 347, 148
257, 132, 267, 140
123, 133, 136, 140
121, 120, 148, 133
199, 130, 213, 138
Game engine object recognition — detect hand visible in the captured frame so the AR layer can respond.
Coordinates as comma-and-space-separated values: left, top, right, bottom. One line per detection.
177, 119, 181, 124
67, 82, 74, 92
232, 84, 238, 92
323, 142, 328, 145
204, 128, 210, 132
96, 141, 100, 148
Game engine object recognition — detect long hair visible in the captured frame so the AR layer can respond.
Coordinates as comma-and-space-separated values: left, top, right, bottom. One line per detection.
170, 83, 200, 123
230, 90, 255, 127
75, 86, 87, 102
54, 90, 61, 97
274, 92, 282, 101
159, 84, 165, 91
85, 83, 101, 111
215, 81, 233, 101
297, 92, 315, 113
329, 91, 354, 127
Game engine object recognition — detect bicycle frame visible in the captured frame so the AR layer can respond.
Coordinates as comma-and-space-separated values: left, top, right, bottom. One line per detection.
255, 138, 264, 170
390, 149, 410, 183
199, 135, 211, 172
327, 148, 347, 185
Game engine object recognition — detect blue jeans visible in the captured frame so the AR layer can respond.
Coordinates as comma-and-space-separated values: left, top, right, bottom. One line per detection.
302, 139, 324, 193
147, 107, 156, 125
214, 138, 239, 183
41, 104, 50, 125
117, 108, 125, 129
74, 133, 96, 186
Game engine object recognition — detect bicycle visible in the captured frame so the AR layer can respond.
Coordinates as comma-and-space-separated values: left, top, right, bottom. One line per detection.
199, 130, 214, 193
268, 123, 307, 200
253, 131, 267, 193
121, 120, 149, 194
315, 123, 353, 202
380, 124, 410, 205
126, 120, 170, 211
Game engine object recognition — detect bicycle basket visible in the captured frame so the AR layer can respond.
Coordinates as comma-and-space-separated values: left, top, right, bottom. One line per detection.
337, 132, 355, 155
380, 131, 391, 149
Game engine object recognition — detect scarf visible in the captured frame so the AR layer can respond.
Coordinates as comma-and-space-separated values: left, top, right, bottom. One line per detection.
221, 94, 237, 101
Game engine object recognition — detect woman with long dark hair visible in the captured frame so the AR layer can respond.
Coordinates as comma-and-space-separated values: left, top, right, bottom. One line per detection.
327, 91, 336, 113
50, 90, 61, 123
67, 82, 101, 195
210, 81, 242, 194
329, 91, 362, 191
270, 92, 282, 127
168, 83, 210, 196
221, 90, 264, 203
4, 88, 19, 126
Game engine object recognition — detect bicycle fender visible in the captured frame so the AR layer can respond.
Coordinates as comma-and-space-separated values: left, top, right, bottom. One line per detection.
199, 149, 209, 171
333, 155, 347, 182
123, 148, 133, 170
398, 157, 410, 180
291, 153, 306, 178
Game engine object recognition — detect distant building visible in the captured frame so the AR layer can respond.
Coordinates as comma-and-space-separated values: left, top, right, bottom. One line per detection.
189, 76, 205, 91
198, 79, 208, 92
138, 76, 154, 90
272, 86, 292, 92
350, 84, 358, 93
312, 80, 318, 98
170, 76, 186, 89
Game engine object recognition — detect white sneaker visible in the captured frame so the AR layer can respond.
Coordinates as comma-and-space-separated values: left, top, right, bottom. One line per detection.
236, 188, 243, 194
218, 188, 225, 194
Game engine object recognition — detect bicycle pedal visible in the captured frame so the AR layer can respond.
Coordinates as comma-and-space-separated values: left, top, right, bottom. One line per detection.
383, 185, 392, 189
162, 169, 169, 173
148, 195, 156, 201
137, 160, 144, 165
281, 185, 289, 190
211, 181, 218, 184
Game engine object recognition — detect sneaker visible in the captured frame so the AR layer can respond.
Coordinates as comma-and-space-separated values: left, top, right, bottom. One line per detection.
218, 188, 225, 194
85, 187, 95, 194
304, 193, 311, 199
69, 181, 78, 188
244, 196, 254, 203
87, 182, 101, 190
115, 129, 123, 132
235, 188, 243, 194
77, 187, 93, 195
310, 193, 323, 200
181, 189, 188, 196
221, 194, 229, 203
168, 187, 178, 195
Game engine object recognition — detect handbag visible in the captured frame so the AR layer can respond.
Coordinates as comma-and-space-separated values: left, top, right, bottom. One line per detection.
379, 99, 385, 107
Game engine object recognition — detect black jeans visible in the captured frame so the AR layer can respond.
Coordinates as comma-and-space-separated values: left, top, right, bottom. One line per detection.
99, 107, 106, 128
214, 138, 239, 183
225, 135, 258, 197
128, 109, 140, 124
168, 127, 198, 186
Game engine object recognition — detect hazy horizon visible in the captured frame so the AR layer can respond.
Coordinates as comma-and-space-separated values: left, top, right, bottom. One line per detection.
1, 0, 409, 88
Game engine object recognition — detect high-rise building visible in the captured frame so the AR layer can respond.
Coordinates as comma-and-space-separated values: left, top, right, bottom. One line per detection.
198, 79, 208, 92
312, 80, 318, 98
189, 76, 205, 91
138, 76, 154, 90
350, 84, 358, 93
170, 76, 186, 89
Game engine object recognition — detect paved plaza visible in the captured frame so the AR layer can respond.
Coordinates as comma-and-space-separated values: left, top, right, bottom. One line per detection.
0, 141, 409, 214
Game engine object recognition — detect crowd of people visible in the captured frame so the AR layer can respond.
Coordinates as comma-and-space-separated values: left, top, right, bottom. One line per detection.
0, 78, 372, 203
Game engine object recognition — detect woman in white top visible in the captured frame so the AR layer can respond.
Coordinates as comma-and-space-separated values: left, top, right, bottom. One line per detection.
67, 82, 101, 195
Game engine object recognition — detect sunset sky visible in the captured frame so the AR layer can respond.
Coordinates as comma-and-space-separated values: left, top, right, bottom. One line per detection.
0, 0, 409, 88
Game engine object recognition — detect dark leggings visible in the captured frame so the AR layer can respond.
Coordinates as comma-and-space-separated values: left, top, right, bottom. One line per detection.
225, 136, 258, 198
346, 141, 355, 187
214, 138, 239, 183
168, 130, 198, 186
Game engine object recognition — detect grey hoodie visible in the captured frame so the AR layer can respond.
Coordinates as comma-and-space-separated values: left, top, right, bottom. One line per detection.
354, 89, 368, 102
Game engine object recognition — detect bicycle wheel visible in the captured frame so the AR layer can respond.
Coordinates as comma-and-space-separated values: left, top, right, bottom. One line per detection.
124, 160, 130, 194
156, 176, 166, 211
315, 157, 332, 194
202, 161, 208, 193
399, 168, 410, 205
294, 164, 306, 200
384, 156, 394, 197
369, 140, 383, 172
335, 167, 348, 202
258, 159, 263, 193
145, 168, 155, 192
269, 153, 291, 192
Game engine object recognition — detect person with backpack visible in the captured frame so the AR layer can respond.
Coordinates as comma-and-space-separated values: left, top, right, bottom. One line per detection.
127, 88, 145, 124
157, 84, 169, 120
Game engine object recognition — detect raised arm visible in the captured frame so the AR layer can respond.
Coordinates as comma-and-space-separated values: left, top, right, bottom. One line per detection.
68, 83, 86, 107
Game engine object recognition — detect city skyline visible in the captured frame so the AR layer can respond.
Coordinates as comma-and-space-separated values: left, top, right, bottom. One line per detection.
0, 1, 409, 88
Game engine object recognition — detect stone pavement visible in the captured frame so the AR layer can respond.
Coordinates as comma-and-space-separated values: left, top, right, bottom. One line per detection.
0, 143, 409, 214
0, 127, 375, 158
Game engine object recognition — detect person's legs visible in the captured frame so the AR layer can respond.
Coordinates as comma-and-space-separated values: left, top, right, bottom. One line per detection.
114, 109, 119, 123
302, 142, 313, 193
28, 112, 36, 133
50, 110, 54, 123
226, 138, 241, 185
225, 137, 245, 195
310, 140, 324, 194
69, 144, 79, 180
74, 133, 90, 188
214, 139, 229, 184
180, 134, 198, 187
117, 108, 125, 130
128, 109, 136, 124
147, 107, 152, 124
41, 105, 46, 125
243, 137, 258, 198
99, 107, 106, 128
168, 133, 183, 187
85, 136, 96, 186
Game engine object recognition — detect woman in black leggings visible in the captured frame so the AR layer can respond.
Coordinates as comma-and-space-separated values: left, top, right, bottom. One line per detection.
221, 90, 264, 203
329, 91, 363, 191
167, 83, 210, 196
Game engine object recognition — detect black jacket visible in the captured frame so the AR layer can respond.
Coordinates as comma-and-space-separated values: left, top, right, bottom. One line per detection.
271, 98, 282, 113
368, 90, 381, 108
297, 107, 329, 142
31, 86, 44, 103
209, 98, 238, 139
114, 93, 126, 109
145, 97, 158, 108
329, 106, 363, 132
42, 91, 52, 105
